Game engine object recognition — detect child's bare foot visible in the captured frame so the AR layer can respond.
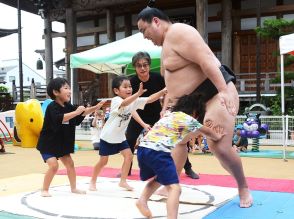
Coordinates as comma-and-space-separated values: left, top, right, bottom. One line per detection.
119, 181, 134, 191
89, 182, 97, 191
154, 187, 168, 197
136, 200, 152, 218
41, 190, 51, 197
72, 188, 86, 194
239, 188, 253, 208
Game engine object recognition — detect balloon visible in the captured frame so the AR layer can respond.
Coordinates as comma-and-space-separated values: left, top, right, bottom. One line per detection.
240, 130, 247, 137
252, 130, 260, 138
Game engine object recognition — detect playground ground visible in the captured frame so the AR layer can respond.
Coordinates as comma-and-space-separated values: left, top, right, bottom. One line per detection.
0, 142, 294, 218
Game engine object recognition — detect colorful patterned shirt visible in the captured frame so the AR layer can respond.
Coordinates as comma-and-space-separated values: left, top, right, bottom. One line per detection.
139, 111, 203, 153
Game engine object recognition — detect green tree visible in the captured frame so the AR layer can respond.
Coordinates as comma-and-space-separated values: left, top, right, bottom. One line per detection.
255, 18, 294, 115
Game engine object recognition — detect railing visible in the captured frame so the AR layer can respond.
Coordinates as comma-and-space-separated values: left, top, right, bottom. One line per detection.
236, 115, 294, 146
12, 79, 47, 103
75, 114, 294, 146
235, 72, 294, 97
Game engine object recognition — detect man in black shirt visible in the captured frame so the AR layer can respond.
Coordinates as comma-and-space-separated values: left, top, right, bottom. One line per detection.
126, 51, 199, 179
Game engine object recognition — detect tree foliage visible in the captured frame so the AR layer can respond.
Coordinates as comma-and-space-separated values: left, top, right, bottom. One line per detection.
255, 18, 294, 40
255, 18, 294, 115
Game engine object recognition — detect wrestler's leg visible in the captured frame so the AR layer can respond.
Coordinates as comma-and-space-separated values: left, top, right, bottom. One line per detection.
205, 83, 252, 208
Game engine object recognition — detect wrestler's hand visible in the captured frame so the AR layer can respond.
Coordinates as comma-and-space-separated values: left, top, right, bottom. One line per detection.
219, 90, 237, 116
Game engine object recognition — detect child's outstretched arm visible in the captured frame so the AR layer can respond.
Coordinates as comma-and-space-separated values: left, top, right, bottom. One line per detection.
82, 100, 107, 116
63, 106, 85, 122
131, 111, 152, 131
120, 82, 147, 107
146, 87, 167, 104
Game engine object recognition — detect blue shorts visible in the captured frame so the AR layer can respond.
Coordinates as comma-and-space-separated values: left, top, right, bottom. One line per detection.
41, 153, 57, 162
137, 147, 179, 185
99, 139, 130, 156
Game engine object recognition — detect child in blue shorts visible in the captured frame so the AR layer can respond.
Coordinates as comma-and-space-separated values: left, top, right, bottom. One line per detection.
37, 77, 106, 197
136, 90, 225, 218
89, 75, 167, 191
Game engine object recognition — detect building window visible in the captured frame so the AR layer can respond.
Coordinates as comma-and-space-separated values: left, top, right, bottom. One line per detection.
9, 76, 15, 82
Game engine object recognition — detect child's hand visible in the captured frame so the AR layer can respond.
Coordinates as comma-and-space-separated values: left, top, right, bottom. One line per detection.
76, 106, 85, 114
137, 82, 147, 96
212, 125, 226, 141
162, 87, 168, 95
96, 100, 107, 109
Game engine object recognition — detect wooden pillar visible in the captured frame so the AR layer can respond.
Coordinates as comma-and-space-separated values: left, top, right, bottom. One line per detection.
65, 8, 78, 104
232, 0, 241, 73
44, 17, 53, 85
221, 0, 232, 67
94, 18, 100, 46
196, 0, 208, 43
124, 14, 132, 37
106, 9, 115, 96
233, 34, 241, 74
106, 9, 115, 43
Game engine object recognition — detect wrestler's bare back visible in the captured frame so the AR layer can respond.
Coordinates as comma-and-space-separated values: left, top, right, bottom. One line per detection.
161, 23, 221, 100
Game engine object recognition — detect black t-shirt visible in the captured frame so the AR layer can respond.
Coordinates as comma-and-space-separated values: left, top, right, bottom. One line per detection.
130, 72, 165, 120
37, 101, 85, 158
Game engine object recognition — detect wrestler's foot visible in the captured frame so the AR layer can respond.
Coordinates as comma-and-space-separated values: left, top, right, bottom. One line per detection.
89, 182, 97, 191
72, 188, 86, 194
154, 187, 168, 197
41, 190, 51, 197
239, 188, 253, 208
136, 200, 152, 218
119, 181, 134, 191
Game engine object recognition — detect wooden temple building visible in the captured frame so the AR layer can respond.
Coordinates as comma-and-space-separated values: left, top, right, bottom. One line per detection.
1, 0, 294, 106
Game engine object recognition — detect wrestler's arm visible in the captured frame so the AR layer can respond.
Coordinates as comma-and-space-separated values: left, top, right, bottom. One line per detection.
169, 24, 237, 116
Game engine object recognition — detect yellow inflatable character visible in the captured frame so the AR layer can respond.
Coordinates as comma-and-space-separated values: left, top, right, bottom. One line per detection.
14, 99, 43, 148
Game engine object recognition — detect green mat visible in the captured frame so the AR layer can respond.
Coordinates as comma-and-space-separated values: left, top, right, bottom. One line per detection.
239, 150, 294, 159
194, 149, 294, 159
0, 211, 35, 219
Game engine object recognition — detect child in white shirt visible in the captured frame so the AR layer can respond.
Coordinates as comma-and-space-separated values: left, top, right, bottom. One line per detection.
89, 75, 167, 191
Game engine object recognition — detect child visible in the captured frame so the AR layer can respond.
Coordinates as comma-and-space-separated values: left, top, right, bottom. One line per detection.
0, 138, 5, 153
90, 109, 105, 150
89, 75, 167, 191
36, 77, 106, 197
135, 91, 225, 219
232, 126, 248, 152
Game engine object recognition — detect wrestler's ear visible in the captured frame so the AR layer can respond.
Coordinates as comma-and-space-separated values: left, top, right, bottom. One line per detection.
153, 17, 160, 26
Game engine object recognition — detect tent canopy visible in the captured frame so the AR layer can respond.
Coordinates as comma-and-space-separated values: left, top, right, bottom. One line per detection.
279, 33, 294, 55
279, 32, 294, 159
70, 33, 162, 75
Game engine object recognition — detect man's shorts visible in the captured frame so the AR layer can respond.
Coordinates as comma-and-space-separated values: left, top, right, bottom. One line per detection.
137, 147, 179, 185
99, 139, 130, 156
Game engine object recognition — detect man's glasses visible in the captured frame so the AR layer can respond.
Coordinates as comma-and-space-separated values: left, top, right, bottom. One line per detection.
135, 63, 149, 69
